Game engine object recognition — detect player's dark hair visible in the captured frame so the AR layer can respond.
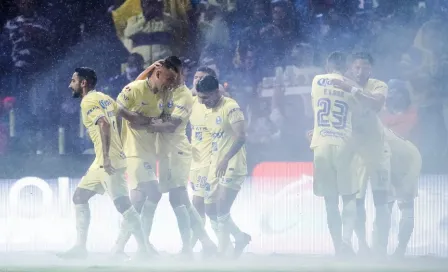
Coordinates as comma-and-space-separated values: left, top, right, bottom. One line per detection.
196, 66, 217, 78
163, 56, 182, 73
75, 67, 97, 87
196, 75, 219, 93
327, 51, 347, 72
351, 52, 374, 65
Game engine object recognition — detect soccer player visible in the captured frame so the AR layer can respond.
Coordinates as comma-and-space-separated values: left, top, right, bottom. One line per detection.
189, 66, 233, 249
196, 75, 251, 259
385, 128, 421, 258
332, 52, 391, 256
111, 61, 178, 255
59, 67, 149, 259
310, 52, 360, 257
134, 57, 217, 257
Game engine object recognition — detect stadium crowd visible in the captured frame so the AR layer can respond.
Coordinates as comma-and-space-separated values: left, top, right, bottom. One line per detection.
0, 0, 447, 172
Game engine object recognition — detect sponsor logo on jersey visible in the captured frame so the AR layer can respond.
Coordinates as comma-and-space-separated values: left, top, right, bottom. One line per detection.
167, 100, 173, 108
319, 129, 345, 138
86, 106, 100, 115
195, 132, 202, 141
99, 99, 112, 109
317, 78, 332, 87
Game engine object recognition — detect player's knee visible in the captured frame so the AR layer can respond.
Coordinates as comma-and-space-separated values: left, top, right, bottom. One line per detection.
138, 181, 161, 204
168, 186, 188, 208
72, 188, 94, 205
192, 196, 205, 216
113, 196, 132, 214
130, 189, 146, 213
205, 203, 217, 221
373, 191, 389, 206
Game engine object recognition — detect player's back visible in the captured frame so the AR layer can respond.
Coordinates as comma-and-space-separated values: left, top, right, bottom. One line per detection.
81, 91, 125, 169
310, 73, 358, 149
385, 128, 422, 178
117, 79, 167, 158
190, 96, 212, 169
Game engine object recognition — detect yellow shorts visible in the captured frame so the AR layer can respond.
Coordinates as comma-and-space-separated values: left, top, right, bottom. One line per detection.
356, 142, 392, 199
78, 167, 128, 200
126, 156, 158, 190
190, 166, 210, 197
158, 151, 192, 193
204, 175, 246, 204
313, 144, 359, 197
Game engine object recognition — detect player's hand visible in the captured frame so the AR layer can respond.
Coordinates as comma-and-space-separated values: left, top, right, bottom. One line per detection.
216, 159, 229, 178
103, 157, 116, 175
331, 79, 352, 92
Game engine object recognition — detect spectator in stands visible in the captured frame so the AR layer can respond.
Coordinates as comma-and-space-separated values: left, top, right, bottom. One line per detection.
101, 53, 145, 99
1, 0, 55, 98
122, 0, 181, 66
228, 46, 262, 111
197, 2, 230, 55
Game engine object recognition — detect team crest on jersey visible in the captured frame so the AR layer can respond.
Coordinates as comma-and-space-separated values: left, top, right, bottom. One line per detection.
167, 100, 173, 108
317, 78, 332, 86
158, 101, 163, 109
195, 132, 202, 141
216, 116, 222, 124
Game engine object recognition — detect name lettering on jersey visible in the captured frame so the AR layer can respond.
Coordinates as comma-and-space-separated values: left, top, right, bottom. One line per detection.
86, 106, 100, 116
193, 126, 207, 132
124, 86, 131, 92
216, 116, 222, 124
320, 129, 345, 138
324, 88, 345, 98
227, 108, 241, 115
175, 104, 188, 112
99, 99, 112, 109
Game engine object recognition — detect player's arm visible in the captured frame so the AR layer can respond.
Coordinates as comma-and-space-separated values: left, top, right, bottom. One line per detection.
332, 79, 386, 112
116, 85, 154, 125
81, 99, 115, 175
216, 107, 246, 177
135, 60, 163, 81
147, 94, 192, 133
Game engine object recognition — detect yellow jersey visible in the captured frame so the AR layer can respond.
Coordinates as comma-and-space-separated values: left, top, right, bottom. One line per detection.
385, 128, 422, 179
310, 73, 358, 149
205, 97, 247, 176
352, 78, 388, 146
190, 96, 212, 169
116, 79, 168, 158
81, 91, 126, 170
157, 84, 193, 155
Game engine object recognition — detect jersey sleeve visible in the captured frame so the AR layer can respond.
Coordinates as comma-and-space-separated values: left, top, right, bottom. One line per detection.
117, 84, 136, 109
171, 91, 193, 121
81, 96, 105, 126
226, 102, 245, 125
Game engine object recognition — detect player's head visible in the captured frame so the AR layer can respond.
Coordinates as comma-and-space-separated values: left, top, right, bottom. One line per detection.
326, 51, 346, 74
193, 66, 217, 89
141, 0, 164, 21
163, 55, 183, 86
150, 57, 179, 92
349, 52, 374, 85
196, 75, 221, 109
70, 67, 97, 98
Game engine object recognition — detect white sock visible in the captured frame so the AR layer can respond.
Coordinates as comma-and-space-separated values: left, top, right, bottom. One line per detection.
122, 206, 147, 252
190, 215, 205, 248
173, 205, 192, 249
141, 200, 158, 239
187, 205, 214, 247
217, 214, 232, 253
75, 204, 91, 248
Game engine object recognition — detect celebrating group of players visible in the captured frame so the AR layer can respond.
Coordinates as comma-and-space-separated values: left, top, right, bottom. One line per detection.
310, 51, 422, 258
60, 56, 251, 260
